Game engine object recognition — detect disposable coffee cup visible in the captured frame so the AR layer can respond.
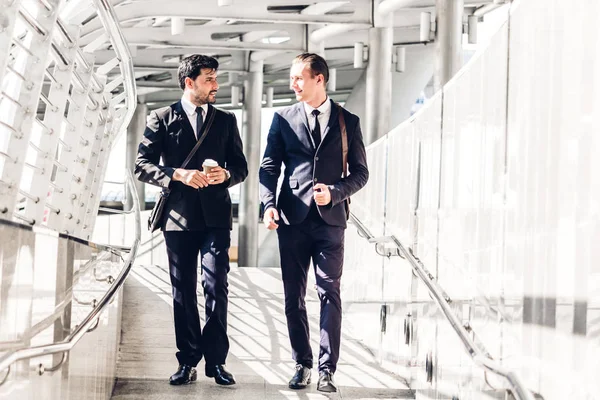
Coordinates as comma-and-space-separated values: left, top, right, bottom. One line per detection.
202, 159, 219, 174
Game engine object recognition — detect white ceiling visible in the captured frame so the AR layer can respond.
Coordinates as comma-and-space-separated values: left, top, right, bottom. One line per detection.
69, 0, 495, 108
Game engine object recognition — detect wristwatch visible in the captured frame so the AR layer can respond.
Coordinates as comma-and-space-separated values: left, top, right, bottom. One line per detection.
224, 169, 231, 181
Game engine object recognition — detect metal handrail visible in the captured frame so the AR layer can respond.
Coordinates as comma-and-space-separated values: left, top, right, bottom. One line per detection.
348, 212, 536, 400
97, 207, 135, 214
0, 171, 140, 381
0, 251, 116, 351
94, 0, 137, 135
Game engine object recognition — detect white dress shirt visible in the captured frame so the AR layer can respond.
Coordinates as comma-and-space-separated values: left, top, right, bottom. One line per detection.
303, 97, 331, 142
181, 96, 208, 138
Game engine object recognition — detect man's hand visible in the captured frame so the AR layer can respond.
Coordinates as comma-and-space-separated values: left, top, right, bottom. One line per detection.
173, 168, 210, 189
207, 166, 227, 185
313, 183, 332, 206
263, 207, 280, 230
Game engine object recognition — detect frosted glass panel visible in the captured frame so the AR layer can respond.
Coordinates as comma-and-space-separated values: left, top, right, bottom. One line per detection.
342, 0, 600, 398
0, 221, 125, 400
350, 136, 388, 237
505, 0, 600, 397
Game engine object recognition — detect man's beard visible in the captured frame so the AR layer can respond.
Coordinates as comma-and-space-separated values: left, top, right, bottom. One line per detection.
193, 91, 217, 105
206, 93, 217, 104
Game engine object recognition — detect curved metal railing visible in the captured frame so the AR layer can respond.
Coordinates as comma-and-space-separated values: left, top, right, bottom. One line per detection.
0, 250, 116, 353
0, 170, 140, 382
94, 0, 137, 136
348, 212, 536, 400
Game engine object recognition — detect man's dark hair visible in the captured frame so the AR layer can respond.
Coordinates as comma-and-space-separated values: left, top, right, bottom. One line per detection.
178, 54, 219, 90
293, 53, 329, 84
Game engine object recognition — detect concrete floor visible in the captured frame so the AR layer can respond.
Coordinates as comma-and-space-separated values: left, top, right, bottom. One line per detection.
111, 264, 414, 399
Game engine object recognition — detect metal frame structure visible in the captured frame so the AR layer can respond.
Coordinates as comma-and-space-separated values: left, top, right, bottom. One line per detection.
0, 0, 136, 238
0, 170, 140, 382
59, 0, 500, 109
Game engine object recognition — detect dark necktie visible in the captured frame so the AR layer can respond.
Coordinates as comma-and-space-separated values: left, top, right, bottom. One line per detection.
311, 109, 321, 148
195, 106, 204, 140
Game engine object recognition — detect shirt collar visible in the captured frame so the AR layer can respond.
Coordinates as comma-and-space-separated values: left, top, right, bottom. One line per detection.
303, 96, 330, 117
181, 96, 207, 116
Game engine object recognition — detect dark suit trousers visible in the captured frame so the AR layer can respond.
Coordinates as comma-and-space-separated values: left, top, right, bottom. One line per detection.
277, 212, 345, 373
164, 229, 231, 367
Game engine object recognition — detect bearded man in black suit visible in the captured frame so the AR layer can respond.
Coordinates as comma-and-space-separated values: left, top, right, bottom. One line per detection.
135, 54, 247, 386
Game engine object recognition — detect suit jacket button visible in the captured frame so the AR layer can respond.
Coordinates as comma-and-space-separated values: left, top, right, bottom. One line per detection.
315, 156, 319, 161
314, 178, 317, 182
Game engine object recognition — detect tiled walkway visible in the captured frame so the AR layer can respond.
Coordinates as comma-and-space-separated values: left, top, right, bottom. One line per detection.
111, 264, 414, 399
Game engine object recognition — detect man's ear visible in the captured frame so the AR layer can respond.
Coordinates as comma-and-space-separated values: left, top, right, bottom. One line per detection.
317, 74, 325, 86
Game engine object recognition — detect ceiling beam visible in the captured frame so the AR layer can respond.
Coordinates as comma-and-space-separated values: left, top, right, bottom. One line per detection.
90, 47, 248, 71
310, 23, 371, 43
81, 0, 372, 37
301, 1, 350, 15
80, 24, 306, 51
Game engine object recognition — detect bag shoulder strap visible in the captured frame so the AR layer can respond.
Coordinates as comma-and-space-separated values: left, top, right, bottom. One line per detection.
180, 105, 217, 169
336, 103, 348, 178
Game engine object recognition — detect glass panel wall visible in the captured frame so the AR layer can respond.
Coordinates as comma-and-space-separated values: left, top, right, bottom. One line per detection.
343, 0, 600, 398
0, 221, 125, 400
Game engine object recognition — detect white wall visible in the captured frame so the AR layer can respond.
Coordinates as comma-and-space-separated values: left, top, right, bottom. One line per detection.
342, 1, 600, 399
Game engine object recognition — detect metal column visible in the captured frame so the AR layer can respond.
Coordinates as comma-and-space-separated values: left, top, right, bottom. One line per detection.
434, 0, 464, 91
365, 27, 393, 145
125, 102, 146, 211
238, 59, 263, 267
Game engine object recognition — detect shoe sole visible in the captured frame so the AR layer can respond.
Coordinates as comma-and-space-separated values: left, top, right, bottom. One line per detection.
205, 372, 236, 385
288, 378, 311, 390
214, 380, 236, 386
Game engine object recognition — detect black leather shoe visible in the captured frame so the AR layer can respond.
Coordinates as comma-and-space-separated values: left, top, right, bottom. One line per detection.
288, 364, 311, 389
205, 364, 236, 385
317, 370, 337, 393
169, 364, 197, 385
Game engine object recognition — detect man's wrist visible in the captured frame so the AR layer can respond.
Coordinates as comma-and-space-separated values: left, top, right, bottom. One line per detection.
224, 169, 231, 181
173, 168, 183, 182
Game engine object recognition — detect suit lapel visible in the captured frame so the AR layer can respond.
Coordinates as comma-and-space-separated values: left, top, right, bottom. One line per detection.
295, 102, 315, 150
173, 101, 196, 143
203, 104, 216, 138
320, 99, 339, 146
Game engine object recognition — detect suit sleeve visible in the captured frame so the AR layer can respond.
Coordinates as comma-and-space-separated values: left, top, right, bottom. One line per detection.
259, 113, 284, 211
328, 116, 369, 207
224, 113, 248, 187
134, 110, 175, 189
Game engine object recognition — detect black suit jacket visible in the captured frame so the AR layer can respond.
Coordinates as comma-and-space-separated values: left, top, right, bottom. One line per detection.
135, 101, 248, 231
259, 100, 368, 228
